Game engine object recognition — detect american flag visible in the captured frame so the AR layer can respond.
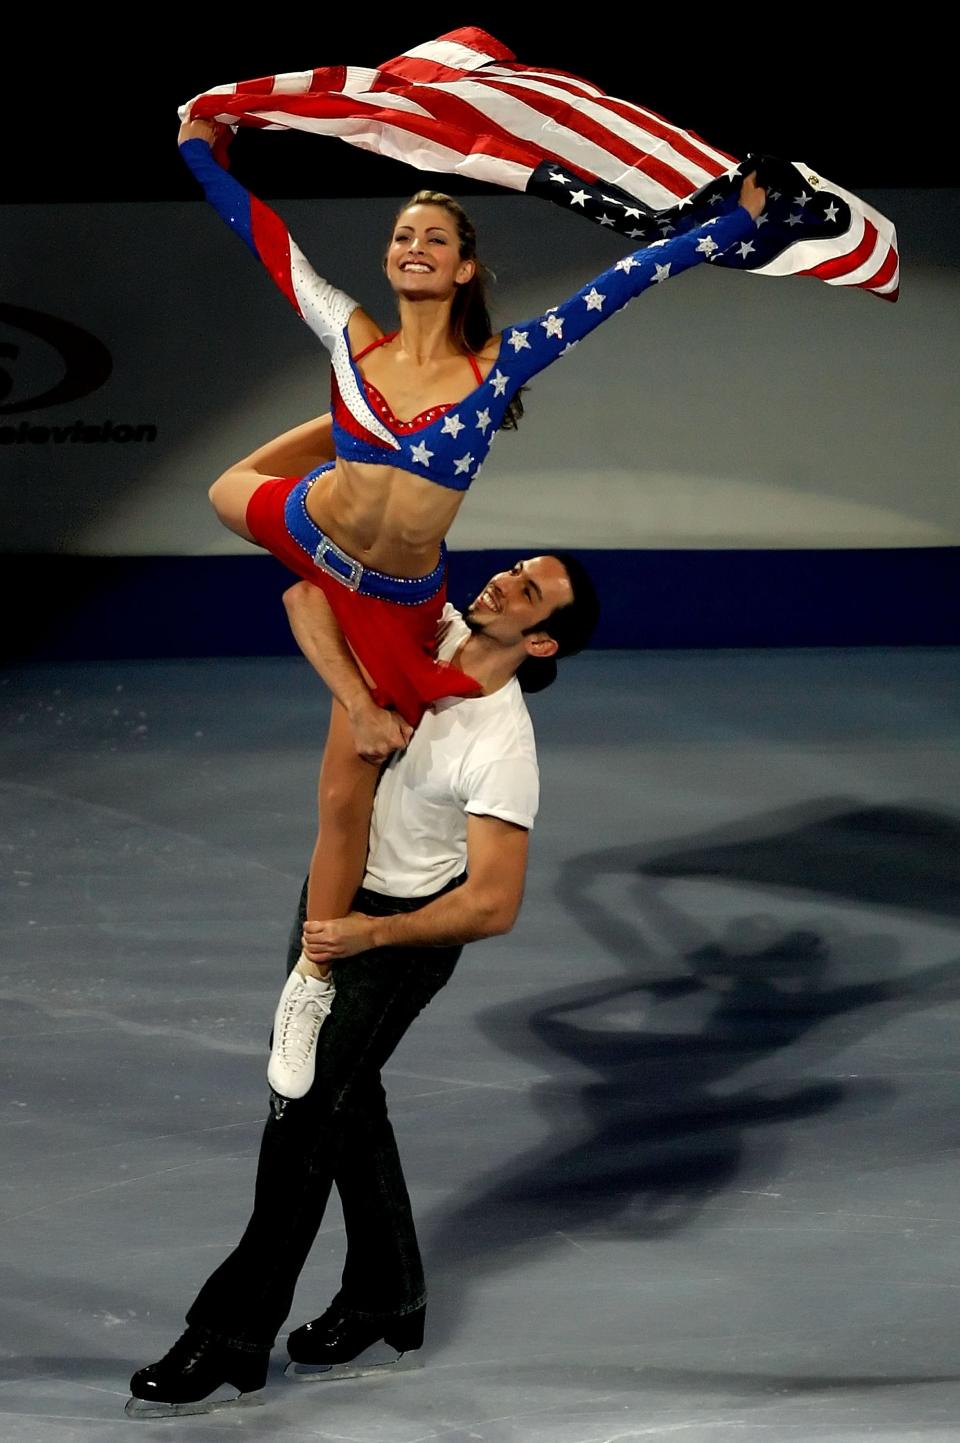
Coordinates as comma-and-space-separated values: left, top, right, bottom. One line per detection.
181, 26, 899, 302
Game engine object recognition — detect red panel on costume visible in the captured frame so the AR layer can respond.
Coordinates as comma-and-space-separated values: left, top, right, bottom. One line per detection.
249, 195, 300, 313
330, 371, 395, 450
246, 476, 482, 726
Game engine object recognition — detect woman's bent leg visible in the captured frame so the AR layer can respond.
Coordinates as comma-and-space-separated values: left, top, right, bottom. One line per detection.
307, 699, 380, 923
208, 468, 266, 543
267, 700, 379, 1100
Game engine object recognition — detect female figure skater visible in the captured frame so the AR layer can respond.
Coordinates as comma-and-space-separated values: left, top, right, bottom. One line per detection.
177, 117, 765, 1097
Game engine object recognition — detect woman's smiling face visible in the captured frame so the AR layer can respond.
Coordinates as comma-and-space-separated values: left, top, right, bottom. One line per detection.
385, 204, 476, 298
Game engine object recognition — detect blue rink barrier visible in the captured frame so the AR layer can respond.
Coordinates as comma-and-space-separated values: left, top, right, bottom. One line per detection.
3, 548, 958, 662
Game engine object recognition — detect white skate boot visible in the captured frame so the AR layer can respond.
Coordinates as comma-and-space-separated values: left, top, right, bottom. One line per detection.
267, 965, 336, 1099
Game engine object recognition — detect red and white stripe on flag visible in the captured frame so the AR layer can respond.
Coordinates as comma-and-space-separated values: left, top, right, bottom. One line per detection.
789, 165, 900, 299
181, 26, 898, 301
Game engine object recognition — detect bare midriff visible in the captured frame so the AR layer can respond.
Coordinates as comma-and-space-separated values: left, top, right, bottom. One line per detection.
304, 459, 465, 578
299, 317, 500, 576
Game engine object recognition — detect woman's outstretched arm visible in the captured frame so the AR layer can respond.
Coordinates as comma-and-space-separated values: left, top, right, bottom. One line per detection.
178, 118, 397, 449
497, 175, 766, 394
177, 118, 359, 350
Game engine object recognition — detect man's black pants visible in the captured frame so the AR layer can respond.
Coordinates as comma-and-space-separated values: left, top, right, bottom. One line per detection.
185, 877, 463, 1353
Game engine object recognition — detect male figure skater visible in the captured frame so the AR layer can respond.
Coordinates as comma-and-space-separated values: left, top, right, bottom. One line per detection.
126, 551, 599, 1416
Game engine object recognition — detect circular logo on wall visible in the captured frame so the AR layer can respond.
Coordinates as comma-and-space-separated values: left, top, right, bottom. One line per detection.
0, 304, 113, 414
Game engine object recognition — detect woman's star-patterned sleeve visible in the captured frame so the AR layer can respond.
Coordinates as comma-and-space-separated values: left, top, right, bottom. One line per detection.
178, 138, 359, 356
496, 198, 758, 394
178, 139, 399, 448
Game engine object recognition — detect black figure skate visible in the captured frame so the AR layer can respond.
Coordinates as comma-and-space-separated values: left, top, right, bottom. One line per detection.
285, 1302, 425, 1381
125, 1327, 268, 1418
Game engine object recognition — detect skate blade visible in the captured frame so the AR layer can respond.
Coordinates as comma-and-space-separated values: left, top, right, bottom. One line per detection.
285, 1344, 421, 1383
124, 1385, 263, 1419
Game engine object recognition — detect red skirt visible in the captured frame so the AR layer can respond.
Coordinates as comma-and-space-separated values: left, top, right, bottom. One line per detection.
246, 475, 482, 726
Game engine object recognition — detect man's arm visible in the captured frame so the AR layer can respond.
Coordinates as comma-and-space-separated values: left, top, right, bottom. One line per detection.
283, 582, 412, 763
301, 813, 530, 959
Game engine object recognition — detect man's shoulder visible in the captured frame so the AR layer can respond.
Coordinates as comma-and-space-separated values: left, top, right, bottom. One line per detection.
463, 680, 537, 763
436, 603, 466, 660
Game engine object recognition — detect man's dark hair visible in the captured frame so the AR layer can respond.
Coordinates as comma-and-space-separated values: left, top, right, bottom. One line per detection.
517, 551, 601, 693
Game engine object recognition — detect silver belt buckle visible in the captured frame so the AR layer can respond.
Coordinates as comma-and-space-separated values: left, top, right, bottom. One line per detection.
314, 536, 363, 591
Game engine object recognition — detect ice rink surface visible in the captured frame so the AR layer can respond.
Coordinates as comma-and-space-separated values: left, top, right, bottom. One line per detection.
3, 647, 960, 1442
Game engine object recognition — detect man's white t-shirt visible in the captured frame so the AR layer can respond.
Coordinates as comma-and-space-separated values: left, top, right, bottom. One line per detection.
362, 606, 540, 898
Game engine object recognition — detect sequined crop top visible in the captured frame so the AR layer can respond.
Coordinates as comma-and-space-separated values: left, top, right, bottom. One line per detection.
331, 331, 486, 475
180, 139, 756, 492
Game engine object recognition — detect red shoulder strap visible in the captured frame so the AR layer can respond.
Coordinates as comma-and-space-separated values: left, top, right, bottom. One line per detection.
353, 330, 398, 362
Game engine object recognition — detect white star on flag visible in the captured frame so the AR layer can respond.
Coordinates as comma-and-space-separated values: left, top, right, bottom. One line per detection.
559, 341, 580, 356
410, 440, 433, 466
584, 288, 605, 311
785, 213, 803, 228
627, 228, 646, 239
454, 453, 474, 474
569, 189, 590, 207
653, 262, 672, 283
696, 236, 718, 257
769, 190, 782, 202
824, 202, 839, 222
756, 214, 770, 227
601, 195, 625, 206
623, 207, 642, 219
475, 408, 491, 432
598, 214, 616, 227
541, 313, 564, 338
794, 191, 811, 207
490, 369, 509, 396
709, 193, 723, 206
616, 256, 641, 273
658, 222, 675, 235
549, 171, 569, 185
737, 240, 755, 258
507, 329, 531, 352
441, 414, 465, 437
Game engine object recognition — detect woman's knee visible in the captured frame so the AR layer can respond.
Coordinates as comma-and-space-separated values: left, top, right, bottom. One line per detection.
208, 470, 258, 539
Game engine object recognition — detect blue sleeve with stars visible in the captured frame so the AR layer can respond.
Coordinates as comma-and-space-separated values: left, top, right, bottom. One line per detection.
329, 196, 759, 494
497, 197, 757, 392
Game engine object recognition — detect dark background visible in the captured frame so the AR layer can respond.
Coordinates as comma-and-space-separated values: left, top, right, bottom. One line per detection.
10, 17, 951, 202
